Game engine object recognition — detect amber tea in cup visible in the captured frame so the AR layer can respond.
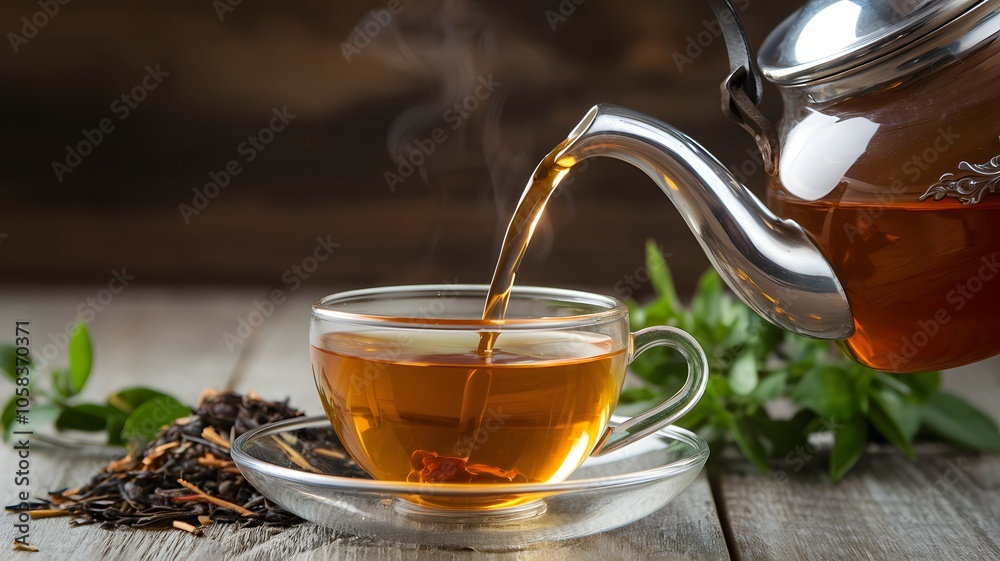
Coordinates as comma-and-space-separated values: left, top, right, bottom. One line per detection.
313, 329, 626, 484
310, 285, 706, 492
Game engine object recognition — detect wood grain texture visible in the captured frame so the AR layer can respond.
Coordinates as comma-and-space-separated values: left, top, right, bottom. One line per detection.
4, 473, 728, 561
186, 472, 728, 561
712, 450, 1000, 561
5, 445, 724, 560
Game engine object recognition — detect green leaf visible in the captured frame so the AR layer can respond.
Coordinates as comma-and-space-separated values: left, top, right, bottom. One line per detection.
122, 396, 190, 445
618, 386, 659, 404
849, 365, 875, 415
830, 415, 868, 481
108, 387, 176, 414
786, 337, 834, 371
899, 401, 922, 442
868, 389, 915, 459
792, 365, 858, 420
627, 300, 645, 331
750, 372, 787, 402
719, 293, 747, 330
105, 408, 129, 446
691, 270, 723, 329
27, 404, 61, 433
68, 322, 93, 395
1, 394, 18, 441
51, 367, 74, 398
897, 371, 942, 403
719, 306, 752, 349
107, 388, 182, 445
645, 239, 678, 312
1, 344, 23, 381
754, 409, 814, 459
671, 379, 722, 432
728, 351, 758, 396
55, 403, 110, 432
728, 416, 771, 472
921, 392, 1000, 451
1, 399, 59, 441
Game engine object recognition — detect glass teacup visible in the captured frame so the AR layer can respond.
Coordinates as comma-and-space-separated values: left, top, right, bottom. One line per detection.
310, 284, 707, 495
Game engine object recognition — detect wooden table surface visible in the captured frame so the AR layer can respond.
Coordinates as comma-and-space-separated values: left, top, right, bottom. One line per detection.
2, 286, 999, 560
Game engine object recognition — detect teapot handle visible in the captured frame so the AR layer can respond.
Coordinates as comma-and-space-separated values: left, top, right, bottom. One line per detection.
704, 0, 780, 174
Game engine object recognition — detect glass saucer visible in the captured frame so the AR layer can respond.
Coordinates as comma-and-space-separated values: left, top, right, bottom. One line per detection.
231, 415, 709, 549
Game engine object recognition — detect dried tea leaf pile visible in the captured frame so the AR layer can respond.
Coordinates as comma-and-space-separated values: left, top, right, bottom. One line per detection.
7, 391, 359, 532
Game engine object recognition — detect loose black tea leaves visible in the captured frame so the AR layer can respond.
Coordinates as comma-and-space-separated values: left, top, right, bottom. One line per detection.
5, 390, 361, 534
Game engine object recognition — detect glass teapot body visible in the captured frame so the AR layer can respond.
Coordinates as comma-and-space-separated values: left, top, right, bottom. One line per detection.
765, 15, 1000, 372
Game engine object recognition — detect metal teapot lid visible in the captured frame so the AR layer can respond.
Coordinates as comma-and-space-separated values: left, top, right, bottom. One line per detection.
759, 0, 987, 84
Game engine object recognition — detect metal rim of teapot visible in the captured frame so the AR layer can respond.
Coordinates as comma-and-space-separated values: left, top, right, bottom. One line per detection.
759, 0, 994, 86
703, 0, 1000, 150
711, 0, 1000, 105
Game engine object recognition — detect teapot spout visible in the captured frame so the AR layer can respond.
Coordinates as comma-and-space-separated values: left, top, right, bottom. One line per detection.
559, 104, 854, 339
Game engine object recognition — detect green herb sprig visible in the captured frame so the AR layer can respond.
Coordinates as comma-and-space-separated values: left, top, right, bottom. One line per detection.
622, 241, 1000, 480
1, 322, 188, 447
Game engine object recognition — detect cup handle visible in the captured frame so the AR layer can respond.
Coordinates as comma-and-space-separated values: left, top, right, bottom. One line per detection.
591, 326, 708, 457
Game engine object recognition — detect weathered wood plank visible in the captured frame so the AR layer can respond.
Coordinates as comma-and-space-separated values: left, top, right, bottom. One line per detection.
194, 472, 728, 561
7, 468, 727, 560
713, 449, 1000, 561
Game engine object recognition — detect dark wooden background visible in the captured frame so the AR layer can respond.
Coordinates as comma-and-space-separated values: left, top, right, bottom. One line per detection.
1, 0, 797, 298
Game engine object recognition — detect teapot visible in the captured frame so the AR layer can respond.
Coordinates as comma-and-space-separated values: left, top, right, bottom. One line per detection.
554, 0, 1000, 373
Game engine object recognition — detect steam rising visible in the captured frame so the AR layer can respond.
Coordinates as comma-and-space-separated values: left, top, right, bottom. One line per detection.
357, 0, 558, 263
